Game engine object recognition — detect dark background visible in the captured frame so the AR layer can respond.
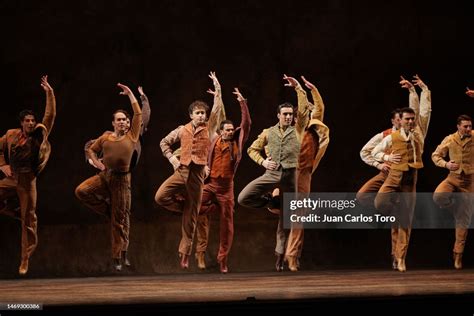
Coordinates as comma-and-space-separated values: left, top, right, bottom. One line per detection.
1, 0, 474, 277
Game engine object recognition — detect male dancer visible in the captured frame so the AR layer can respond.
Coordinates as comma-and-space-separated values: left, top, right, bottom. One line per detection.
75, 83, 142, 271
194, 86, 251, 273
155, 72, 223, 269
237, 75, 307, 271
84, 86, 151, 170
0, 75, 56, 275
432, 114, 473, 269
282, 75, 330, 272
372, 75, 431, 272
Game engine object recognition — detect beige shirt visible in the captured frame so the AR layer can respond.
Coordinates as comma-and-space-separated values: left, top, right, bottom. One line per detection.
432, 131, 474, 174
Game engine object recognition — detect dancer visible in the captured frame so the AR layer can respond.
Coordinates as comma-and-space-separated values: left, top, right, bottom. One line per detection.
0, 75, 56, 275
75, 83, 142, 271
372, 75, 431, 272
155, 72, 223, 269
432, 114, 473, 269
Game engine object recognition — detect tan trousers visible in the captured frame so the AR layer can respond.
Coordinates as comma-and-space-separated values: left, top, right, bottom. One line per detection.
75, 170, 131, 259
195, 177, 234, 262
375, 168, 417, 261
433, 172, 473, 253
285, 128, 321, 258
357, 171, 399, 256
0, 172, 38, 263
155, 163, 206, 255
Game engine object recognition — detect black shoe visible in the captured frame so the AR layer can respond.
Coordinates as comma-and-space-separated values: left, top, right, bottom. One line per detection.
122, 251, 131, 267
113, 258, 122, 271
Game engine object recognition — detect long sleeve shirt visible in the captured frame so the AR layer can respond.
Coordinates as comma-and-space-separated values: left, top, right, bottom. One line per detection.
247, 85, 308, 166
160, 88, 224, 160
0, 89, 56, 174
360, 128, 396, 168
88, 101, 142, 172
372, 88, 432, 162
431, 131, 474, 174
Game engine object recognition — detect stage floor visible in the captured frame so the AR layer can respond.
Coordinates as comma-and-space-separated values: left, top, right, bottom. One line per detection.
1, 269, 473, 312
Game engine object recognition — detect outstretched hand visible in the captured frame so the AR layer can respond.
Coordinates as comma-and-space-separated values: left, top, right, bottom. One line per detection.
233, 87, 245, 101
138, 86, 145, 96
117, 83, 132, 96
411, 74, 428, 90
399, 75, 414, 89
207, 71, 221, 96
301, 76, 316, 90
208, 71, 221, 87
283, 74, 300, 88
40, 75, 53, 91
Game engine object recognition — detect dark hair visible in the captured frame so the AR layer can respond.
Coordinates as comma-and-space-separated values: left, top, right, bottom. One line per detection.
399, 107, 415, 117
277, 102, 294, 114
219, 119, 234, 130
112, 109, 131, 121
390, 108, 401, 120
457, 114, 472, 125
18, 109, 36, 122
188, 100, 209, 115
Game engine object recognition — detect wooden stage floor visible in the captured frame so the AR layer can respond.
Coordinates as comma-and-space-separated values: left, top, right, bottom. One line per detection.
1, 269, 473, 312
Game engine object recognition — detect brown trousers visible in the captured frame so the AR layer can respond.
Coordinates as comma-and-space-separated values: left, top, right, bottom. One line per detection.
155, 163, 206, 255
433, 172, 473, 253
374, 168, 417, 260
286, 128, 321, 258
195, 177, 234, 262
357, 171, 399, 256
0, 172, 38, 263
75, 171, 131, 259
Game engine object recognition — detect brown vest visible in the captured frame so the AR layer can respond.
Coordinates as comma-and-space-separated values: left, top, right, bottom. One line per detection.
448, 132, 474, 175
391, 130, 423, 171
179, 122, 210, 166
210, 137, 238, 179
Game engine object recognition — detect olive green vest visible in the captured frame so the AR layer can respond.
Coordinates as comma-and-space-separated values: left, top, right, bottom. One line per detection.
267, 124, 300, 169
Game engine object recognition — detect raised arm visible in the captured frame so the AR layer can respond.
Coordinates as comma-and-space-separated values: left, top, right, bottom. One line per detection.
138, 86, 151, 135
301, 76, 325, 122
412, 75, 431, 138
283, 74, 310, 139
233, 87, 251, 143
400, 75, 419, 117
117, 83, 142, 142
40, 75, 56, 134
207, 71, 226, 139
